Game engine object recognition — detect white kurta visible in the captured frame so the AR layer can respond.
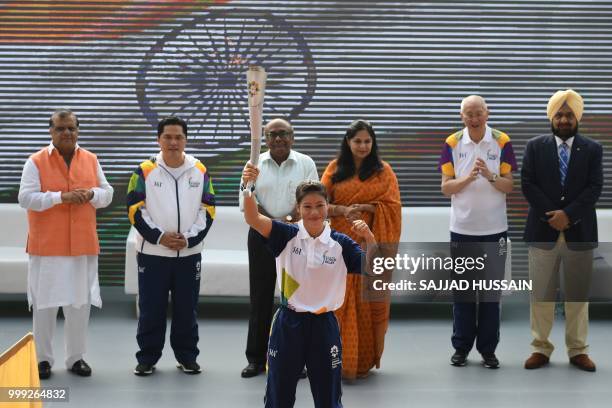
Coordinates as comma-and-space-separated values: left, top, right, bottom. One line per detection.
18, 144, 114, 310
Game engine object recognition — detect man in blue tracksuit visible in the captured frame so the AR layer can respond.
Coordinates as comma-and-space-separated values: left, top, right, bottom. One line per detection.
126, 116, 215, 376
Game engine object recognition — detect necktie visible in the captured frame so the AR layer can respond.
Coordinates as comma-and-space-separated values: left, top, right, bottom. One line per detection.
559, 142, 569, 186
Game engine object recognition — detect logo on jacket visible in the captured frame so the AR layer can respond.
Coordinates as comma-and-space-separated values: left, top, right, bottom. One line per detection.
321, 251, 336, 265
291, 247, 303, 256
498, 237, 507, 256
487, 150, 498, 161
154, 181, 162, 187
188, 177, 201, 188
330, 345, 340, 369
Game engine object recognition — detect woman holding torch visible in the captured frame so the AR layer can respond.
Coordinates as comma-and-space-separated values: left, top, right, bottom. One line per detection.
241, 163, 377, 408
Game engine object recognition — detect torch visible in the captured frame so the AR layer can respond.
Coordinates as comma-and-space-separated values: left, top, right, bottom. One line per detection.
243, 65, 267, 197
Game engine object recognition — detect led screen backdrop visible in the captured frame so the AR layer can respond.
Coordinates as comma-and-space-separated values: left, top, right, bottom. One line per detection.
1, 0, 611, 285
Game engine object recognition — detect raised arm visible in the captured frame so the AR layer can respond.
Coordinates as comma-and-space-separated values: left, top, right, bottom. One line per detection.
352, 220, 380, 274
242, 162, 272, 238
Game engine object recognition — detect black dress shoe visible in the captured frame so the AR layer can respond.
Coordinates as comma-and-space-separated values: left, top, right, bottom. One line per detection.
298, 367, 307, 379
450, 350, 468, 367
241, 362, 265, 378
38, 361, 51, 379
70, 359, 92, 377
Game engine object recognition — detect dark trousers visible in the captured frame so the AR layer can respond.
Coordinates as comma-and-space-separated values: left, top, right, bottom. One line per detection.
265, 307, 343, 408
450, 231, 507, 354
136, 252, 201, 365
246, 227, 278, 364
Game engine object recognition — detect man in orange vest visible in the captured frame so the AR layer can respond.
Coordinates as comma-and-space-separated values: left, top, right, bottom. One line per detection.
18, 109, 113, 380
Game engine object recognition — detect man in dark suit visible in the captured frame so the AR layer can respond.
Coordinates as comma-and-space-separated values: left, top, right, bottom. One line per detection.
521, 89, 603, 372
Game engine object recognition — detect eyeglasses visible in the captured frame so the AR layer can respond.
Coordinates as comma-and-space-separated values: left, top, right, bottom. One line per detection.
52, 126, 78, 133
265, 130, 293, 139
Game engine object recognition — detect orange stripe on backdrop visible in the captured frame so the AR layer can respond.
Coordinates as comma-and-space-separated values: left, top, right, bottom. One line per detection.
0, 0, 229, 43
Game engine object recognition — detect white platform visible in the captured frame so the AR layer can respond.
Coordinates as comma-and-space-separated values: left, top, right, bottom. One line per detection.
0, 204, 28, 294
123, 206, 500, 297
2, 203, 611, 297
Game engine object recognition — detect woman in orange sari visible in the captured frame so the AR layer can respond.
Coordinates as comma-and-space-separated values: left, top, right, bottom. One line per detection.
321, 119, 402, 379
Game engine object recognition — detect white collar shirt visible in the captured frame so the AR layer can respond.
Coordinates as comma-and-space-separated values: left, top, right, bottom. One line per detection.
555, 135, 574, 161
449, 126, 509, 235
264, 220, 363, 313
239, 149, 318, 218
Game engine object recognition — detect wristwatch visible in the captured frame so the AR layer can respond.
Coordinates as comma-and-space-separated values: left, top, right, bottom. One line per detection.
489, 173, 498, 183
240, 183, 255, 192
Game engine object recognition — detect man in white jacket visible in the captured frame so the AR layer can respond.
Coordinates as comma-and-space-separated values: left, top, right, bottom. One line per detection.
127, 116, 215, 376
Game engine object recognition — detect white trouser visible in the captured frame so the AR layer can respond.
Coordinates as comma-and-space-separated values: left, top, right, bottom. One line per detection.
33, 304, 91, 368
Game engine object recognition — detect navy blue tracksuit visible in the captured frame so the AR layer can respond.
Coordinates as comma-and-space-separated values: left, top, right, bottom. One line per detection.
261, 220, 364, 408
265, 306, 342, 408
136, 252, 201, 365
450, 231, 507, 355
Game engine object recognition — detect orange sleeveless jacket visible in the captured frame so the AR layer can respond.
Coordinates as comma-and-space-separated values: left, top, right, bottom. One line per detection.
26, 147, 100, 256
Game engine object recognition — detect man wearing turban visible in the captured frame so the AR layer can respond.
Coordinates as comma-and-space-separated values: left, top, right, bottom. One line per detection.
521, 89, 603, 372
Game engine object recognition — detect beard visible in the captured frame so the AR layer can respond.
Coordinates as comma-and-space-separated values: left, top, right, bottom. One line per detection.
551, 122, 578, 140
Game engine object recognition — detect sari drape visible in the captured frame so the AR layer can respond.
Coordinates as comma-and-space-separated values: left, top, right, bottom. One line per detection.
321, 160, 401, 379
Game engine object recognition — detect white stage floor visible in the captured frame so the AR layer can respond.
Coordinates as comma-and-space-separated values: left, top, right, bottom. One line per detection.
1, 289, 611, 408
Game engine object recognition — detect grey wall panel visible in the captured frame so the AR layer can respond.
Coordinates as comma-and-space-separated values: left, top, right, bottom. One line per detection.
1, 1, 610, 284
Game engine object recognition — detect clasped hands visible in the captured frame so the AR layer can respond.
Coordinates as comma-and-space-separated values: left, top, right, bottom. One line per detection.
336, 204, 370, 223
545, 209, 570, 232
160, 232, 187, 251
61, 189, 94, 204
466, 158, 493, 182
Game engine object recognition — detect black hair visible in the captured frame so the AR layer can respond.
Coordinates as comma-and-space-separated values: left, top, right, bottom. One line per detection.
331, 119, 383, 183
295, 180, 328, 204
157, 116, 187, 138
550, 122, 579, 140
49, 109, 79, 127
